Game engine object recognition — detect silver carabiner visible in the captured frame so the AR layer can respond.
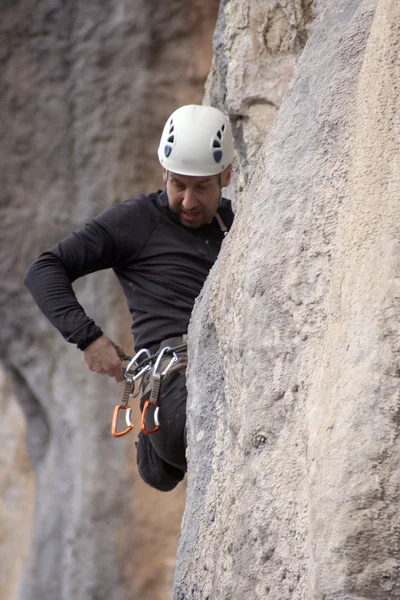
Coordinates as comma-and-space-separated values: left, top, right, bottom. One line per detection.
132, 363, 152, 382
162, 353, 178, 376
124, 348, 151, 383
152, 346, 178, 377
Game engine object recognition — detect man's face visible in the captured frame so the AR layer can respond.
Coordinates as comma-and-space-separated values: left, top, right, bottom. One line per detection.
165, 169, 231, 229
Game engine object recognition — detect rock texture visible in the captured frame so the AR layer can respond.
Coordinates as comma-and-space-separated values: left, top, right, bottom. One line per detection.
176, 0, 400, 598
0, 367, 34, 600
0, 1, 218, 599
204, 0, 329, 204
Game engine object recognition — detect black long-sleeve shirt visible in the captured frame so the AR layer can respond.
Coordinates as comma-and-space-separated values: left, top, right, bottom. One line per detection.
24, 190, 234, 351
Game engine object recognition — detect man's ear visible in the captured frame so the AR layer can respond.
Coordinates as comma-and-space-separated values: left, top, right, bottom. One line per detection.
221, 164, 232, 188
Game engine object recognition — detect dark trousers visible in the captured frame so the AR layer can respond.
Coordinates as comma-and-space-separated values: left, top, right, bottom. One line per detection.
136, 370, 187, 492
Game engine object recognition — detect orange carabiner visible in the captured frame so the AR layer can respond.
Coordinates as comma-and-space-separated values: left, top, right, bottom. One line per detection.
111, 404, 135, 437
140, 399, 161, 435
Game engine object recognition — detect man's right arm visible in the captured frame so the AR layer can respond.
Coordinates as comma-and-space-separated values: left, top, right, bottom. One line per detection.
24, 219, 127, 381
24, 221, 116, 350
25, 199, 151, 381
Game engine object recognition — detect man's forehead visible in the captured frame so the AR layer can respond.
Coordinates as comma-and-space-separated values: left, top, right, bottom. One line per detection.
169, 172, 215, 184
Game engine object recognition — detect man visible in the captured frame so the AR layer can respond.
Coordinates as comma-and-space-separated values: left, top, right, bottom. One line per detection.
25, 104, 234, 491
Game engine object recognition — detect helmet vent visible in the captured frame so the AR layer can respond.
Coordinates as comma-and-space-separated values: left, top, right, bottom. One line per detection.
213, 150, 223, 163
164, 119, 175, 157
212, 125, 226, 163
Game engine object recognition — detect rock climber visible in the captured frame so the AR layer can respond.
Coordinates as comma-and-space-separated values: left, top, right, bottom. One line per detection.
24, 104, 234, 492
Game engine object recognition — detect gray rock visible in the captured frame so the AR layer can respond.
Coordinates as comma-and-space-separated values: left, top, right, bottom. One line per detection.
177, 0, 400, 598
0, 1, 218, 599
204, 0, 325, 207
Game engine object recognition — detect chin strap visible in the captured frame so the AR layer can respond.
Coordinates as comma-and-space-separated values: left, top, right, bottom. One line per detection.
214, 210, 228, 236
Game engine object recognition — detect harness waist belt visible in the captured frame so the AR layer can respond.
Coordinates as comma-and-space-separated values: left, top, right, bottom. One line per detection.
148, 334, 188, 355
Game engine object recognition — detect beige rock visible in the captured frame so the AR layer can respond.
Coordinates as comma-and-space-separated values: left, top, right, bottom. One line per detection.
177, 0, 400, 598
0, 1, 218, 599
0, 368, 34, 600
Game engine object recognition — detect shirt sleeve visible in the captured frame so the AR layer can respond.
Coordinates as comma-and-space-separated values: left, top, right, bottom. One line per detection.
24, 199, 148, 350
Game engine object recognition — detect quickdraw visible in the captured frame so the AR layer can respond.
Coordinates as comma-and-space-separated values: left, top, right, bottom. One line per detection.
111, 343, 185, 438
140, 346, 178, 434
111, 348, 151, 437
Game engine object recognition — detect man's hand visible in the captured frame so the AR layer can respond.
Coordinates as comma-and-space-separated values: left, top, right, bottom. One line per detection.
83, 335, 126, 383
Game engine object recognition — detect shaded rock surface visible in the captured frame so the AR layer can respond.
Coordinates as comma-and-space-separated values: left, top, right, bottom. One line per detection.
177, 0, 400, 598
0, 1, 218, 599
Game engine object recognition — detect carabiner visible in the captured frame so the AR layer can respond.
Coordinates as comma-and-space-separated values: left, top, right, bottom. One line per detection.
152, 346, 178, 377
141, 399, 161, 435
131, 363, 152, 384
124, 348, 152, 383
111, 404, 135, 437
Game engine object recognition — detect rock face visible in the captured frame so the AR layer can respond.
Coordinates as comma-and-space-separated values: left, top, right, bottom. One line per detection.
0, 2, 218, 599
0, 367, 34, 600
176, 0, 400, 598
204, 0, 330, 203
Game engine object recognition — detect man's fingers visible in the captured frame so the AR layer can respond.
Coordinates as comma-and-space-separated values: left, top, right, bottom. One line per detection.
105, 367, 124, 383
83, 335, 125, 381
102, 359, 125, 382
114, 367, 125, 383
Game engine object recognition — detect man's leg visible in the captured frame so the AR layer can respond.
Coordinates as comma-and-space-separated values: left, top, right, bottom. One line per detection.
136, 371, 187, 491
136, 432, 185, 492
146, 371, 188, 471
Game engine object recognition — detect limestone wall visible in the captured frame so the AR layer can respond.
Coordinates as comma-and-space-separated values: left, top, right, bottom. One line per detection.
177, 0, 400, 598
204, 0, 329, 204
3, 0, 398, 598
0, 367, 34, 600
0, 2, 218, 599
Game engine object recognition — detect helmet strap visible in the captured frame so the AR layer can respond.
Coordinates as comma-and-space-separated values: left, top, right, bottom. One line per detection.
214, 210, 228, 235
217, 171, 225, 207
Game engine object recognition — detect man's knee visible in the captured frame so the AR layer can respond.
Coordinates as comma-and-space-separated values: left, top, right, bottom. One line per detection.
136, 431, 185, 492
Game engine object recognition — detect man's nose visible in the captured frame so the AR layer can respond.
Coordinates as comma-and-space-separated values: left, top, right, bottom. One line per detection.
182, 188, 197, 210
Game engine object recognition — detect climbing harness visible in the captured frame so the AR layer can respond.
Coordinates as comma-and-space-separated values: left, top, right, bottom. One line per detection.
111, 338, 187, 438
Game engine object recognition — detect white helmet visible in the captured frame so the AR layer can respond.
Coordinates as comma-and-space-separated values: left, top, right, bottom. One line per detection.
158, 104, 234, 177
